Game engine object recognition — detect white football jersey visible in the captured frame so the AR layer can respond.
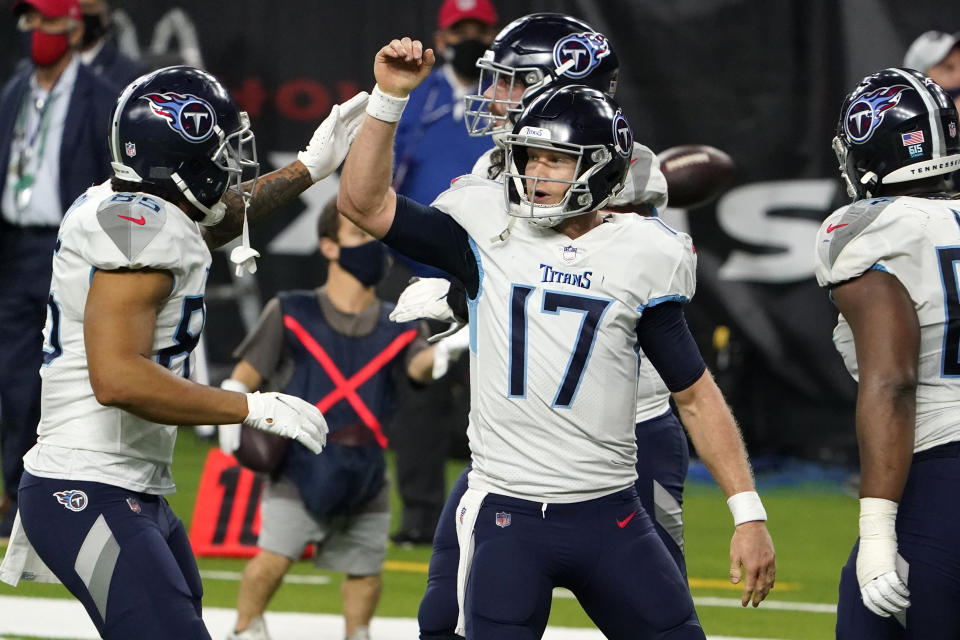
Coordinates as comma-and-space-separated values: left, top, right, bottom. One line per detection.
815, 195, 960, 453
23, 181, 211, 493
432, 177, 695, 502
470, 146, 673, 424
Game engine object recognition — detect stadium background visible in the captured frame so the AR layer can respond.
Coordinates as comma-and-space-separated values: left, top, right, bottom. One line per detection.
2, 1, 960, 638
3, 0, 959, 461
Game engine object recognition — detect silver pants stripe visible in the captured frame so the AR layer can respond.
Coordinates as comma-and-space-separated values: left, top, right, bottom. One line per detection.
74, 514, 121, 621
652, 480, 685, 552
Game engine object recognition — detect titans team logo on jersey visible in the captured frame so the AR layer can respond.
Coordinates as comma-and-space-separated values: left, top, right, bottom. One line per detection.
141, 92, 217, 142
612, 109, 633, 157
553, 32, 611, 79
844, 85, 911, 144
53, 490, 88, 512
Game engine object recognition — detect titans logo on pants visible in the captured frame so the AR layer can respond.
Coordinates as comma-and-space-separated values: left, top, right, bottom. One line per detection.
141, 92, 217, 142
53, 489, 89, 512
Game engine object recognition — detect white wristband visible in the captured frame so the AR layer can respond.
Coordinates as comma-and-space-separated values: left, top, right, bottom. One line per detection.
366, 84, 409, 123
727, 491, 767, 525
859, 497, 898, 539
220, 378, 250, 393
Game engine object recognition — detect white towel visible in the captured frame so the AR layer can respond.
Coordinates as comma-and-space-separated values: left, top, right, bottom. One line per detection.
454, 487, 487, 636
0, 512, 59, 586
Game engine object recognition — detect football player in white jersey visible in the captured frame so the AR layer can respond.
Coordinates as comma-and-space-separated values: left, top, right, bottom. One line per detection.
0, 66, 368, 640
338, 37, 776, 640
392, 14, 687, 639
816, 67, 960, 638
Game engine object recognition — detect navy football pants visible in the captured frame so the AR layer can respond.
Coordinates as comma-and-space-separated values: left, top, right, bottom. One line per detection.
419, 410, 693, 639
836, 443, 960, 639
837, 442, 960, 640
18, 473, 210, 639
466, 488, 702, 640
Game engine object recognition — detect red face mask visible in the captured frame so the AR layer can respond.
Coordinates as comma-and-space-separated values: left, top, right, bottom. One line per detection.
31, 30, 69, 67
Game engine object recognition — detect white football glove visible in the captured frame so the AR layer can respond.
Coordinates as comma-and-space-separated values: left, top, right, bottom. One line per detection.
243, 391, 328, 454
297, 91, 370, 183
856, 497, 910, 618
390, 277, 458, 323
431, 325, 470, 379
607, 142, 669, 211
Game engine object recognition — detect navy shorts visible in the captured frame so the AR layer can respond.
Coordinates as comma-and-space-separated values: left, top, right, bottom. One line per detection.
17, 472, 210, 640
836, 443, 960, 639
466, 488, 703, 640
418, 410, 690, 639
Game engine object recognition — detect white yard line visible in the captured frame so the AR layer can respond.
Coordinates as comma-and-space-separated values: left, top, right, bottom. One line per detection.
553, 587, 837, 614
0, 594, 810, 640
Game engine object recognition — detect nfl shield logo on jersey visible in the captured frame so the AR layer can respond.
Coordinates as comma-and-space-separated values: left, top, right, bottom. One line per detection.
561, 245, 578, 263
53, 490, 88, 512
125, 141, 137, 157
495, 511, 512, 528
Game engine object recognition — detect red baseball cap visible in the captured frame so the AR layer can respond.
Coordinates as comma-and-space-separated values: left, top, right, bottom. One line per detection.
11, 0, 81, 20
437, 0, 498, 30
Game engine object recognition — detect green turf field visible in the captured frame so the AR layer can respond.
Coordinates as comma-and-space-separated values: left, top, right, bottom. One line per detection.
0, 430, 858, 639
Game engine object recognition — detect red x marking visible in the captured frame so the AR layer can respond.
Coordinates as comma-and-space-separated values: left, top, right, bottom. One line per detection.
284, 314, 416, 448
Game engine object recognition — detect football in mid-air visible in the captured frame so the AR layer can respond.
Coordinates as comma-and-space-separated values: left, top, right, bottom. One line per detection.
658, 144, 736, 209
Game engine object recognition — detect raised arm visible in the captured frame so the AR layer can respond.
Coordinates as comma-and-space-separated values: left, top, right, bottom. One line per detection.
338, 37, 435, 238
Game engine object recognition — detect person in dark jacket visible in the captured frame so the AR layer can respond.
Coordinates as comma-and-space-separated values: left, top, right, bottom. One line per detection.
0, 0, 117, 538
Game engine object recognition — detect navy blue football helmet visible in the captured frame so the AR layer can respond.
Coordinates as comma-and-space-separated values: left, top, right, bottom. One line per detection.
109, 66, 259, 225
464, 13, 620, 137
834, 67, 960, 200
503, 84, 633, 226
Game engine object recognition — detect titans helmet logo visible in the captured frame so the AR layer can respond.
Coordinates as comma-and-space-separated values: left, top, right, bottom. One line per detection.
141, 92, 217, 142
844, 85, 911, 144
553, 32, 611, 79
53, 489, 88, 512
612, 109, 633, 157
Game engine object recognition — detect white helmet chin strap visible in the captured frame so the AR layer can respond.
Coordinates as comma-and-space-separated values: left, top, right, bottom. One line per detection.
171, 171, 226, 227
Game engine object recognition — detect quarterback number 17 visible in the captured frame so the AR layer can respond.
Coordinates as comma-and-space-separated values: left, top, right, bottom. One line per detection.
508, 285, 612, 407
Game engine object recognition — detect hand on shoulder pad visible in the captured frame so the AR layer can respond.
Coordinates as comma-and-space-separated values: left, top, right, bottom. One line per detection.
243, 391, 328, 454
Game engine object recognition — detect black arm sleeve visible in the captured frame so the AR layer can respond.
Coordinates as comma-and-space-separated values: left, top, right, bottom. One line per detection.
382, 195, 480, 297
636, 302, 707, 392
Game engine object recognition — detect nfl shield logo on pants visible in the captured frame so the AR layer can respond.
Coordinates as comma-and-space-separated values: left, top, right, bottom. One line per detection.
495, 511, 511, 528
125, 142, 137, 157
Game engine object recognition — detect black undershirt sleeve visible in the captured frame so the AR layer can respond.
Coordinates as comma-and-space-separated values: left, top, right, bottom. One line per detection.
381, 195, 480, 297
635, 301, 707, 392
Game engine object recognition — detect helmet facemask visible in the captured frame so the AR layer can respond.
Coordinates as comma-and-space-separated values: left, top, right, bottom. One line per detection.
464, 55, 579, 138
502, 133, 612, 228
465, 56, 538, 137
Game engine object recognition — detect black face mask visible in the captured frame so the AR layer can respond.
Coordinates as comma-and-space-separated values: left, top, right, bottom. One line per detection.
443, 39, 488, 81
337, 241, 388, 287
81, 13, 108, 49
